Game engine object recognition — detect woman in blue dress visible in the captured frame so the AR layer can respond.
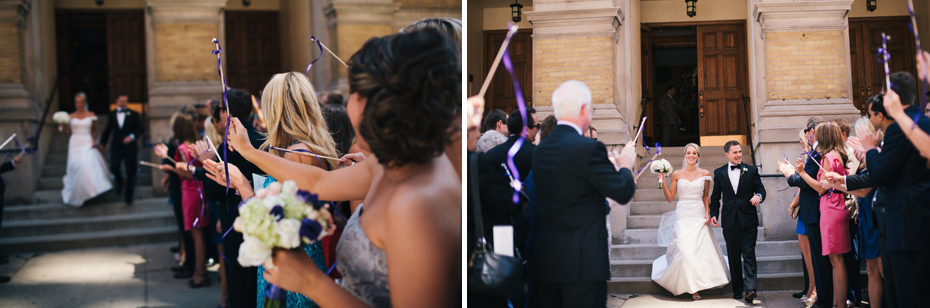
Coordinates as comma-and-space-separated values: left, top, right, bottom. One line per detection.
849, 117, 883, 308
254, 72, 340, 308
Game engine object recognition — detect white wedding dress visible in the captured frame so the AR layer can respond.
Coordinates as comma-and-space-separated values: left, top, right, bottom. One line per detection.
61, 116, 113, 207
651, 176, 730, 295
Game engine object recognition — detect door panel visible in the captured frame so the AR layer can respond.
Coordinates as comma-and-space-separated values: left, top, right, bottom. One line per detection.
850, 17, 918, 114
483, 29, 532, 124
107, 11, 147, 108
850, 21, 865, 113
641, 25, 654, 143
225, 11, 281, 97
698, 24, 747, 138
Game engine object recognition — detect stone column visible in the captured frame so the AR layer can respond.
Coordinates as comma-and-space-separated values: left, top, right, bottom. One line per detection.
145, 0, 227, 194
749, 0, 860, 240
323, 0, 400, 92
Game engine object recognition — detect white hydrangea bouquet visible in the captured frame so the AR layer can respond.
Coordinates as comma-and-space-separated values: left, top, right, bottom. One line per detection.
53, 111, 70, 132
650, 159, 673, 189
234, 180, 335, 308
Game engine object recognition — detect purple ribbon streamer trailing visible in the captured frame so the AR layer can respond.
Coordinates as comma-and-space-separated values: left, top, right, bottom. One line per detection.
501, 26, 528, 205
326, 261, 337, 275
212, 39, 232, 197
305, 36, 324, 75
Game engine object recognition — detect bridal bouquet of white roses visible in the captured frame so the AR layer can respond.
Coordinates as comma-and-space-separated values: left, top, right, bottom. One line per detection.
234, 180, 335, 308
53, 111, 70, 132
650, 159, 673, 189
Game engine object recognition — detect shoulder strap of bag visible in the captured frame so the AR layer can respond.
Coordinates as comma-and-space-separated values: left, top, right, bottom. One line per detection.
470, 152, 489, 251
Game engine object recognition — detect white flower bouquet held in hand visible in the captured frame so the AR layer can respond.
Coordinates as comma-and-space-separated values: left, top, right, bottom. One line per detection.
650, 159, 673, 189
234, 180, 336, 308
53, 111, 70, 132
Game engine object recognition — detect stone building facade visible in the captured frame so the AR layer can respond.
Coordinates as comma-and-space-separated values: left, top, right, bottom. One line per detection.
0, 0, 459, 205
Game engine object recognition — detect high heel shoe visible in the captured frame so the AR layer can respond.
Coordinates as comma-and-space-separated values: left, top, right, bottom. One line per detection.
692, 293, 701, 300
803, 291, 818, 308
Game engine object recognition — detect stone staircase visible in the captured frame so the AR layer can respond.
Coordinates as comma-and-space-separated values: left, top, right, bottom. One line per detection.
0, 128, 176, 253
607, 146, 864, 295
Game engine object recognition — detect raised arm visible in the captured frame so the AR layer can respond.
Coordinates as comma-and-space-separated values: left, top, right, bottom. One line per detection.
659, 171, 678, 202
588, 143, 636, 204
702, 171, 711, 224
752, 166, 766, 202
794, 157, 826, 194
228, 118, 372, 202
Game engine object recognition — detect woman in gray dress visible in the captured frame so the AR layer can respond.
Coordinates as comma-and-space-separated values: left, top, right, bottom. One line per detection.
205, 27, 461, 308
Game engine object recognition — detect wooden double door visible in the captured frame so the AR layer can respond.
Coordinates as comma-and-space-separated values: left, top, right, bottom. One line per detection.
849, 17, 918, 114
641, 22, 749, 146
482, 29, 532, 131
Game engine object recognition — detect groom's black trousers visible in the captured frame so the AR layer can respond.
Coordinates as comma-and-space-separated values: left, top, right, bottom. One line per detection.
722, 219, 757, 294
110, 148, 138, 203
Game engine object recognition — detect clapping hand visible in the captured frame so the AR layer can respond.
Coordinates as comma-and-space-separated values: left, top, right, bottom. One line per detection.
203, 160, 253, 198
795, 157, 805, 174
918, 50, 930, 82
191, 140, 216, 163
153, 144, 169, 159
777, 159, 795, 178
338, 152, 366, 167
856, 123, 880, 152
616, 141, 636, 171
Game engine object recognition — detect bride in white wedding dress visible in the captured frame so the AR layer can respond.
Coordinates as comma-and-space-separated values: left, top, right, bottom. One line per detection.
652, 143, 729, 300
59, 92, 113, 207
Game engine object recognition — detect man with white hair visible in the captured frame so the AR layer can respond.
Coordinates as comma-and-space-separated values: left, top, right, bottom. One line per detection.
531, 80, 637, 307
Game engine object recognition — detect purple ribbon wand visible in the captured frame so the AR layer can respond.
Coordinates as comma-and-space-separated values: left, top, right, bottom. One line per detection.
499, 23, 525, 204
212, 38, 232, 195
879, 33, 892, 93
908, 0, 928, 126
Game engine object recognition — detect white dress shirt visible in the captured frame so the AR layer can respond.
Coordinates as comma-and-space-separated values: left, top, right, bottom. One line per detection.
116, 108, 126, 128
727, 162, 741, 194
556, 121, 583, 136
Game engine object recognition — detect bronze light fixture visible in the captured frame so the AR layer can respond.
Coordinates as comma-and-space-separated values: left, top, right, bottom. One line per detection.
686, 0, 697, 18
95, 0, 103, 6
243, 0, 251, 7
511, 0, 524, 23
867, 0, 876, 12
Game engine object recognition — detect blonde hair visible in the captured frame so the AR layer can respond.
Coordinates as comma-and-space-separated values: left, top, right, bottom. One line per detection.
854, 117, 880, 169
799, 129, 810, 152
683, 143, 701, 157
259, 72, 338, 169
204, 116, 222, 148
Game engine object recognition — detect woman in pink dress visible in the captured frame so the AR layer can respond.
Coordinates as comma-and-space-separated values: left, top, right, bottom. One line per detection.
793, 121, 850, 308
171, 112, 210, 288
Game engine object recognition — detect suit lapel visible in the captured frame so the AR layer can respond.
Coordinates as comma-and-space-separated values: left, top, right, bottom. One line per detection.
722, 164, 737, 196
735, 163, 748, 196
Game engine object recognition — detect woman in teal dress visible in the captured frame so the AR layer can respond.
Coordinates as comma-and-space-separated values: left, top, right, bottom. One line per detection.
253, 72, 341, 308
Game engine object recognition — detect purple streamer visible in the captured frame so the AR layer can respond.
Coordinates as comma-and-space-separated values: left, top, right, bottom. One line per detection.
655, 143, 662, 155
305, 36, 324, 75
501, 24, 527, 205
908, 4, 928, 128
326, 261, 337, 275
212, 38, 232, 197
12, 137, 32, 154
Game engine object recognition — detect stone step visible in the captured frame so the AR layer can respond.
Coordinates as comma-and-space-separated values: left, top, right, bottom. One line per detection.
1, 210, 175, 237
37, 172, 152, 190
610, 240, 802, 260
620, 226, 765, 244
626, 212, 763, 229
41, 163, 66, 177
607, 271, 868, 295
46, 153, 67, 164
32, 186, 155, 205
631, 189, 666, 202
629, 201, 678, 215
610, 255, 802, 278
3, 198, 170, 220
0, 225, 177, 253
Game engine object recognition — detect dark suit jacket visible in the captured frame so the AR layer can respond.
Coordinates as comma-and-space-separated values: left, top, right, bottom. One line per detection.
100, 108, 144, 152
478, 135, 535, 249
531, 125, 635, 282
863, 105, 930, 252
710, 163, 766, 229
787, 152, 823, 225
657, 94, 679, 126
0, 161, 15, 208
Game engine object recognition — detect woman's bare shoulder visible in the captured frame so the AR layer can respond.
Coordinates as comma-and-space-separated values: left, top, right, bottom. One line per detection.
699, 168, 711, 176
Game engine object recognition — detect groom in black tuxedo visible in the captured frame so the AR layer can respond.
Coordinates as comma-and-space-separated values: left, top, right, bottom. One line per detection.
532, 80, 637, 308
99, 91, 143, 205
710, 140, 766, 303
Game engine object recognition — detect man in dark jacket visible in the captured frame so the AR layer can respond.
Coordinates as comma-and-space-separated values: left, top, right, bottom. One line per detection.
99, 91, 144, 205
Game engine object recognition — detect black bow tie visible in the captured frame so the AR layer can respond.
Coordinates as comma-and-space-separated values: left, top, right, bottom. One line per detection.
730, 165, 740, 170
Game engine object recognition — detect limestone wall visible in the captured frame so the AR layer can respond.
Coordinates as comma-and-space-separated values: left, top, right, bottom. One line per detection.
533, 36, 615, 107
154, 23, 221, 82
764, 30, 849, 101
0, 22, 21, 84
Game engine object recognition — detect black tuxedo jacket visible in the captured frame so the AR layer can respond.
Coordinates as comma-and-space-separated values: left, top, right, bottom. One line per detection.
0, 161, 15, 207
710, 163, 766, 229
531, 125, 635, 282
478, 135, 535, 247
100, 108, 144, 152
787, 152, 823, 225
864, 105, 930, 252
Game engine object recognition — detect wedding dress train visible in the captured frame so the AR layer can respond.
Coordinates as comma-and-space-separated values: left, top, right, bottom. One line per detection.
651, 176, 730, 295
61, 116, 113, 207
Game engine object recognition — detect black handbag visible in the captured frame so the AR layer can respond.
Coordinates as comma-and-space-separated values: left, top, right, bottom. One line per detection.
467, 152, 526, 298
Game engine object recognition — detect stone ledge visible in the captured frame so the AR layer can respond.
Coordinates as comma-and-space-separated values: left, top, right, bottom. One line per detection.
754, 0, 853, 33
525, 7, 622, 38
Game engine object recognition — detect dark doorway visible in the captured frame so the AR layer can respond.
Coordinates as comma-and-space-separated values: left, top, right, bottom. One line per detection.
225, 11, 282, 98
482, 29, 532, 132
647, 27, 700, 147
56, 10, 147, 114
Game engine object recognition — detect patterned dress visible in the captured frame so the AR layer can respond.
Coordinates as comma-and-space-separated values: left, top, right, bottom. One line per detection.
256, 175, 328, 308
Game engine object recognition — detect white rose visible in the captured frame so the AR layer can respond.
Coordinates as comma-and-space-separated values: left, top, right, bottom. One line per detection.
275, 218, 302, 249
233, 217, 244, 232
304, 208, 319, 220
238, 235, 271, 267
263, 195, 285, 209
281, 180, 298, 197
